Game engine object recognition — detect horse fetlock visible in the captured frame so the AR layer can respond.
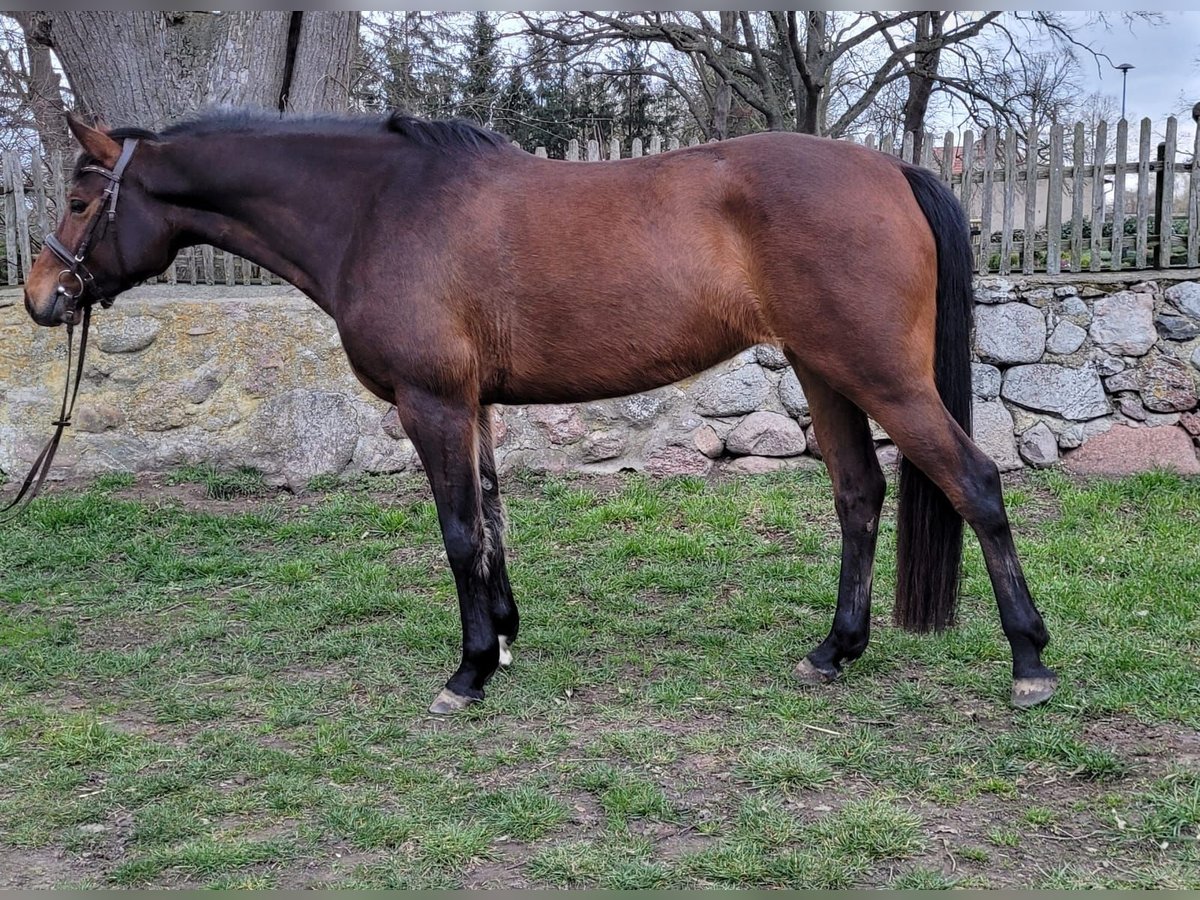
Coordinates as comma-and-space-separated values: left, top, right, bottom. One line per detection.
498, 634, 514, 667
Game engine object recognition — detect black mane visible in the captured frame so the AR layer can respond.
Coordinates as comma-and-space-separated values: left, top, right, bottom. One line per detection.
75, 110, 509, 176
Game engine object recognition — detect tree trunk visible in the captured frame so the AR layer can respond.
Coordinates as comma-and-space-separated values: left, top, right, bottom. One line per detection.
25, 11, 359, 130
709, 11, 737, 140
287, 12, 361, 113
902, 13, 946, 161
9, 12, 71, 159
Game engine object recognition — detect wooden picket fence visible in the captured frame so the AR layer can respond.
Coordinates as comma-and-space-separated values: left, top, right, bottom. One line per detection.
3, 116, 1198, 286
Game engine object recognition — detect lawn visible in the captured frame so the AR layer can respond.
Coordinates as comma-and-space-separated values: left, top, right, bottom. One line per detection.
1, 466, 1198, 888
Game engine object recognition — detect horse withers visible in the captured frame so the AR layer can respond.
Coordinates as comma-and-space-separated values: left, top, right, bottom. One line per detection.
22, 111, 1057, 713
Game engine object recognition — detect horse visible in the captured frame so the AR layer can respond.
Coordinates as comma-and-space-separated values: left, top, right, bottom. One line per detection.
22, 110, 1057, 714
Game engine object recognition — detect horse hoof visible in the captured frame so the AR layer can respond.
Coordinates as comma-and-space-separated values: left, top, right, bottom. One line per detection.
498, 635, 513, 667
1011, 675, 1058, 709
428, 688, 477, 715
794, 657, 838, 686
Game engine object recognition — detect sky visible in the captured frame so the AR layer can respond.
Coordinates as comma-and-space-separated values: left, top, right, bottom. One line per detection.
1069, 11, 1200, 123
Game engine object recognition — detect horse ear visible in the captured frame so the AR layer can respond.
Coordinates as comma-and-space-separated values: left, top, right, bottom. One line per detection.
65, 111, 120, 168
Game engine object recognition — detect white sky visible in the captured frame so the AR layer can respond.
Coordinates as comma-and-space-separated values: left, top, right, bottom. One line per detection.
1069, 11, 1200, 123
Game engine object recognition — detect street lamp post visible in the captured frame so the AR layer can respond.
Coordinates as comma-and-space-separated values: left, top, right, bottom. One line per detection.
1115, 63, 1134, 120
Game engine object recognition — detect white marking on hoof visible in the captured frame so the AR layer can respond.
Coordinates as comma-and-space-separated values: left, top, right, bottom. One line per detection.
1011, 676, 1058, 709
428, 688, 475, 715
498, 635, 513, 667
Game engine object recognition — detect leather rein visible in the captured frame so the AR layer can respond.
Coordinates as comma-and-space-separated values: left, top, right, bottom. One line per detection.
1, 138, 139, 519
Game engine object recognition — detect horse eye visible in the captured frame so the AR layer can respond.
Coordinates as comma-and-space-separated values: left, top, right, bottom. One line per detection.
69, 199, 88, 215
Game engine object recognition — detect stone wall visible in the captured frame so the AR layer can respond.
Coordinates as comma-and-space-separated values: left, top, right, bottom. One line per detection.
2, 273, 1199, 489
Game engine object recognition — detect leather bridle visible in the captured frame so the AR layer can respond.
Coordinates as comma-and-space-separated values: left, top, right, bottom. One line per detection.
0, 138, 139, 519
44, 137, 140, 320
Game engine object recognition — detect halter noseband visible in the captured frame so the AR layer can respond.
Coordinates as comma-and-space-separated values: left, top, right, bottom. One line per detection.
44, 137, 139, 315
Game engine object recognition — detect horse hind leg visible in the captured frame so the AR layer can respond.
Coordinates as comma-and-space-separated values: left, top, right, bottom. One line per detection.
866, 384, 1057, 708
789, 368, 887, 685
477, 407, 519, 667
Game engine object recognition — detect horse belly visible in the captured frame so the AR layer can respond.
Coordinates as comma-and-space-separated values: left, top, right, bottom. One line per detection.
498, 280, 765, 405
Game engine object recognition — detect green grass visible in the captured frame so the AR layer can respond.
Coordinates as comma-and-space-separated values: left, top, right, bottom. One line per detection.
0, 468, 1198, 887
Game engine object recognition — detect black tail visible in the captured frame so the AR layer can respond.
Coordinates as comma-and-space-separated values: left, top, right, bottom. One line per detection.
893, 165, 974, 633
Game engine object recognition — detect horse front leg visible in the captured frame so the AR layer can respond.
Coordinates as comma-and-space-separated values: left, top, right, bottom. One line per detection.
393, 387, 499, 714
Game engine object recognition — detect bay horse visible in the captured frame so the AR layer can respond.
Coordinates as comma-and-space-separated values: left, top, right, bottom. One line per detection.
22, 111, 1057, 713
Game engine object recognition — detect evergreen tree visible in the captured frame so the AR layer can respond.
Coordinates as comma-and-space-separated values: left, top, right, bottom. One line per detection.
459, 12, 500, 125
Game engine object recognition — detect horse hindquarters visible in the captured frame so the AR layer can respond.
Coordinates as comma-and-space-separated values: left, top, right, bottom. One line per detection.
770, 161, 1055, 707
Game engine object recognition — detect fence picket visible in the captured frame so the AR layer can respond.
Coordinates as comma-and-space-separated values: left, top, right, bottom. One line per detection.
1112, 119, 1129, 271
1046, 124, 1064, 275
940, 131, 954, 184
6, 151, 33, 282
1022, 122, 1037, 275
1069, 123, 1085, 272
1156, 116, 1177, 268
631, 138, 642, 158
30, 151, 49, 247
901, 131, 914, 164
1135, 118, 1151, 269
977, 127, 996, 275
1189, 123, 1200, 268
1090, 120, 1107, 272
3, 157, 17, 285
1000, 128, 1016, 275
566, 139, 579, 161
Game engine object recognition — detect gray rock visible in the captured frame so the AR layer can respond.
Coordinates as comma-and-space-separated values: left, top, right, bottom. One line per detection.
725, 411, 807, 457
693, 424, 724, 459
1104, 369, 1140, 393
620, 391, 667, 427
1165, 281, 1200, 318
529, 405, 587, 445
1089, 291, 1156, 356
1056, 295, 1090, 320
972, 363, 1002, 400
581, 431, 626, 463
695, 365, 770, 417
644, 446, 712, 477
975, 303, 1046, 364
245, 390, 361, 489
381, 407, 406, 440
1002, 364, 1110, 420
1046, 321, 1087, 355
1018, 422, 1058, 468
1054, 285, 1079, 297
1057, 423, 1085, 449
1094, 354, 1126, 377
183, 361, 229, 405
1130, 280, 1158, 294
1157, 314, 1200, 341
778, 370, 809, 419
1193, 346, 1200, 371
876, 444, 900, 469
727, 455, 791, 475
97, 316, 161, 354
973, 399, 1022, 471
75, 403, 124, 434
804, 424, 821, 460
1138, 356, 1199, 413
1118, 396, 1147, 421
1021, 287, 1055, 305
975, 277, 1015, 304
754, 344, 790, 369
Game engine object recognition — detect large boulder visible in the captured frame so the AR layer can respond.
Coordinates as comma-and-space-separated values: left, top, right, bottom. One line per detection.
1002, 364, 1110, 420
725, 411, 807, 457
1088, 291, 1156, 356
1065, 424, 1200, 475
975, 303, 1046, 364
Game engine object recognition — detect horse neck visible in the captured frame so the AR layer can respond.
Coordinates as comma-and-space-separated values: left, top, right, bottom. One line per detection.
159, 134, 380, 314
